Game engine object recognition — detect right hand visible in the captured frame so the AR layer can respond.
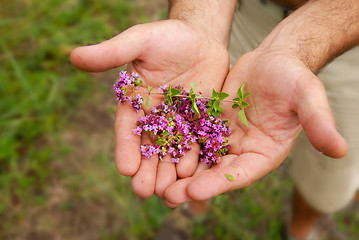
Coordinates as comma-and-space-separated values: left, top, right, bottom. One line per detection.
70, 19, 231, 198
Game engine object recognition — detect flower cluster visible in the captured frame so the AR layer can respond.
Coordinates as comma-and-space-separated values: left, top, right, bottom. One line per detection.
134, 86, 231, 164
113, 71, 143, 111
113, 71, 235, 165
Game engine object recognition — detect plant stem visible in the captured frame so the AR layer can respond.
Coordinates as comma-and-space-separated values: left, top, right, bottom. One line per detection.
148, 92, 237, 103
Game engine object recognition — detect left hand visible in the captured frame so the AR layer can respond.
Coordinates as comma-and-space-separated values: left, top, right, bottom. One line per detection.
162, 49, 348, 207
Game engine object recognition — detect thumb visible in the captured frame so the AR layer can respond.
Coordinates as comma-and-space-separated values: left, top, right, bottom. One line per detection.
70, 24, 148, 72
295, 73, 347, 158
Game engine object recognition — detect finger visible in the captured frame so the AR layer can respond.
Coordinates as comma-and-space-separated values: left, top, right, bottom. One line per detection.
294, 74, 347, 158
186, 153, 275, 201
131, 133, 159, 198
70, 24, 149, 72
163, 199, 179, 208
163, 158, 223, 206
154, 155, 176, 197
176, 143, 200, 179
163, 155, 211, 207
115, 102, 142, 176
193, 160, 211, 175
163, 177, 193, 207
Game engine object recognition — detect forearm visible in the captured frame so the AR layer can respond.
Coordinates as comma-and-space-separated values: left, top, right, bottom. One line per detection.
168, 0, 237, 46
259, 0, 359, 72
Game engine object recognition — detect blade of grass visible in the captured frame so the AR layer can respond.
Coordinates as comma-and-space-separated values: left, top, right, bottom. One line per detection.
0, 39, 35, 102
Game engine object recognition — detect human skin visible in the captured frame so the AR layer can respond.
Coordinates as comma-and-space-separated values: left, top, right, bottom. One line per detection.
70, 0, 237, 198
71, 0, 359, 205
162, 0, 359, 207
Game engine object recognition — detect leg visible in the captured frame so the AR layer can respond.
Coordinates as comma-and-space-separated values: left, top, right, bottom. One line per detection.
187, 200, 209, 215
154, 200, 209, 240
290, 188, 321, 239
289, 45, 359, 239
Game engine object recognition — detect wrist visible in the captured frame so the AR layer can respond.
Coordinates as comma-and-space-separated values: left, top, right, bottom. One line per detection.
168, 0, 236, 47
257, 15, 323, 73
258, 0, 359, 73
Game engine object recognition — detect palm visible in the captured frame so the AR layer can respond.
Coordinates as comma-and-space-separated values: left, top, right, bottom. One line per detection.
163, 50, 347, 206
218, 51, 305, 185
72, 20, 229, 94
126, 20, 229, 95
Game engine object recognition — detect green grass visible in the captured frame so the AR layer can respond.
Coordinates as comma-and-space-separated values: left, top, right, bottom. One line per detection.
1, 0, 358, 239
190, 166, 293, 240
0, 0, 144, 237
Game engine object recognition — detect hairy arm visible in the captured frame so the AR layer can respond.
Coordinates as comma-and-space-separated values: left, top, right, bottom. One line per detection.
169, 0, 237, 46
162, 0, 354, 207
260, 0, 359, 72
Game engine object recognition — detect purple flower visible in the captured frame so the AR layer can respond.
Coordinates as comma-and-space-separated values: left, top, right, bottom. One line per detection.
114, 71, 232, 165
131, 94, 143, 112
159, 85, 168, 93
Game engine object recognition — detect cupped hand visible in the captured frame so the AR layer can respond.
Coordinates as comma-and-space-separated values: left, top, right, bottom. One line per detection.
162, 49, 348, 207
70, 19, 230, 198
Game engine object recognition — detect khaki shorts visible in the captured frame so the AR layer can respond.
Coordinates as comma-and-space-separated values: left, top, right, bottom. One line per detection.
229, 0, 359, 213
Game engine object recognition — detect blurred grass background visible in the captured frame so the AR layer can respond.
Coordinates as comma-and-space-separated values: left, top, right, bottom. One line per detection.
0, 0, 358, 239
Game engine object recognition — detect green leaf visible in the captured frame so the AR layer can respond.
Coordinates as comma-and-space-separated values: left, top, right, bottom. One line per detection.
232, 97, 240, 102
171, 88, 181, 96
225, 174, 235, 181
148, 86, 153, 92
155, 139, 164, 146
218, 104, 224, 113
163, 130, 170, 137
166, 95, 173, 105
241, 101, 249, 108
237, 82, 245, 99
190, 93, 196, 101
192, 100, 201, 117
222, 120, 229, 125
211, 110, 220, 117
207, 104, 214, 115
146, 96, 150, 109
232, 103, 239, 109
218, 92, 229, 101
238, 109, 249, 127
211, 89, 218, 99
243, 92, 250, 99
138, 79, 143, 87
167, 86, 172, 95
240, 82, 246, 92
214, 100, 220, 110
214, 100, 224, 112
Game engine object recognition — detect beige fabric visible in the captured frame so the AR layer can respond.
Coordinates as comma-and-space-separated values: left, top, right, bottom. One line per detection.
229, 0, 359, 213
